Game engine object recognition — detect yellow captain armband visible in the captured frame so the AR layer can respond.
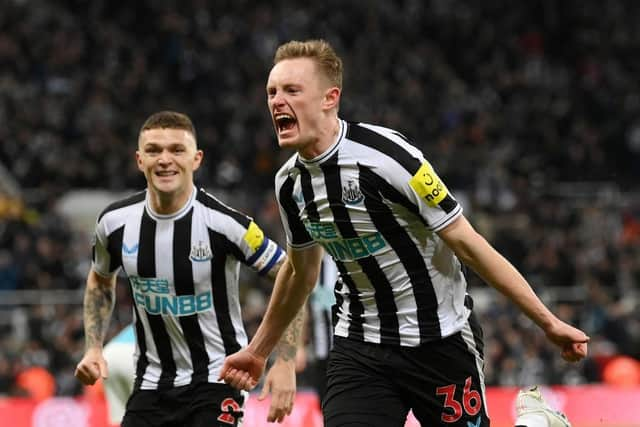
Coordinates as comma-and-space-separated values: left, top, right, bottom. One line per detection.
409, 162, 449, 207
243, 221, 265, 251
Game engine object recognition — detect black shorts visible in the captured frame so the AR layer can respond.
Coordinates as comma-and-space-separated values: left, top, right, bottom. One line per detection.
323, 314, 489, 427
121, 381, 245, 427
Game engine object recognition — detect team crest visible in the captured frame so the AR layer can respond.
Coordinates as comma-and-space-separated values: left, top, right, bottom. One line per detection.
342, 180, 364, 205
189, 241, 213, 262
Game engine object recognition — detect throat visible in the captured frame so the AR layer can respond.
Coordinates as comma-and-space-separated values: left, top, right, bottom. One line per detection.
149, 187, 192, 215
299, 119, 341, 160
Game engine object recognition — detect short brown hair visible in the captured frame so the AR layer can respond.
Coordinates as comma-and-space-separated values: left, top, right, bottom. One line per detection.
140, 111, 196, 140
274, 39, 343, 89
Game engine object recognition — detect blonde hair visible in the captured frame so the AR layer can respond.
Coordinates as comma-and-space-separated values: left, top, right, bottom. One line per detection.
274, 39, 343, 89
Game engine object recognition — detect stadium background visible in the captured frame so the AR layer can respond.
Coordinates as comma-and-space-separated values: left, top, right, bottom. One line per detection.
0, 0, 639, 425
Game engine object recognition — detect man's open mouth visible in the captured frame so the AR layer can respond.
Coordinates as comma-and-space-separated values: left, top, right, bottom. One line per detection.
274, 113, 297, 132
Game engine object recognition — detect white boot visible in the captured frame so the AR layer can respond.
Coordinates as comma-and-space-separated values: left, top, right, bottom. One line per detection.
514, 386, 571, 427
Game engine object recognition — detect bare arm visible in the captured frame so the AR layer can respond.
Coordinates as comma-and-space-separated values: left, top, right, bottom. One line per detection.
258, 254, 309, 423
438, 215, 588, 360
83, 268, 117, 350
249, 244, 323, 360
265, 256, 306, 362
74, 268, 117, 385
438, 216, 557, 329
219, 246, 322, 413
273, 307, 306, 362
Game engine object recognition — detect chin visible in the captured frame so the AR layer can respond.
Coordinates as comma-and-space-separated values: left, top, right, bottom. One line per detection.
152, 183, 179, 195
277, 136, 302, 150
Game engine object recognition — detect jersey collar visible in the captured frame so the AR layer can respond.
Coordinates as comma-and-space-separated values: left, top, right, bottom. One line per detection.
145, 185, 196, 220
298, 119, 346, 165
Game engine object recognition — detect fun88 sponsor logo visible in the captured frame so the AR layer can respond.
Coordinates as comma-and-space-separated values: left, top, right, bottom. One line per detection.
130, 276, 213, 316
304, 221, 387, 262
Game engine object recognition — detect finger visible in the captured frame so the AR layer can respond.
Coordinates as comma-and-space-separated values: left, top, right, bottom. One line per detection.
74, 367, 86, 384
268, 394, 283, 420
228, 373, 245, 389
99, 359, 109, 380
223, 368, 238, 386
269, 391, 293, 421
218, 360, 231, 381
89, 362, 102, 380
75, 365, 97, 385
562, 342, 587, 361
574, 342, 588, 357
561, 347, 582, 362
285, 391, 294, 414
239, 372, 254, 391
240, 371, 259, 391
267, 406, 284, 423
230, 371, 250, 391
222, 372, 239, 388
258, 381, 270, 401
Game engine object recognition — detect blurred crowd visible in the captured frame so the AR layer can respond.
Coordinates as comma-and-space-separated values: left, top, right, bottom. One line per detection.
1, 0, 640, 398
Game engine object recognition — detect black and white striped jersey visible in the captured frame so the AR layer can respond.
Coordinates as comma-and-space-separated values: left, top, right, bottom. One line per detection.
308, 254, 338, 360
92, 186, 284, 390
275, 119, 469, 347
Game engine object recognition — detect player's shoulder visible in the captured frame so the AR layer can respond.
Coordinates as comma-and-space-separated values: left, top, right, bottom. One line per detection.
346, 121, 412, 144
274, 152, 300, 185
345, 121, 425, 171
194, 187, 252, 227
97, 190, 146, 223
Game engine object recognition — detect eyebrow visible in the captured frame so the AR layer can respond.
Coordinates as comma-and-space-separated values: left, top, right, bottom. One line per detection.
267, 82, 302, 91
142, 142, 188, 149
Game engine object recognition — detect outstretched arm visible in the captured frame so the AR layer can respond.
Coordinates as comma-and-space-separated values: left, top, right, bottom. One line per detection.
259, 307, 306, 423
438, 215, 589, 362
74, 268, 117, 385
219, 244, 323, 391
259, 255, 308, 423
263, 255, 308, 368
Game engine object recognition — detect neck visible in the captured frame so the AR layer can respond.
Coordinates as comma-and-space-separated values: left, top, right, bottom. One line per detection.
148, 186, 193, 215
299, 117, 340, 160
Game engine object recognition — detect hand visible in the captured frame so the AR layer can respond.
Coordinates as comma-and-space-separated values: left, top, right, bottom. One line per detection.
544, 320, 590, 362
259, 359, 296, 423
74, 347, 108, 385
218, 349, 266, 391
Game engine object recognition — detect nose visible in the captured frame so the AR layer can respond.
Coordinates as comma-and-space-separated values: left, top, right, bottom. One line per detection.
270, 91, 285, 107
158, 149, 172, 164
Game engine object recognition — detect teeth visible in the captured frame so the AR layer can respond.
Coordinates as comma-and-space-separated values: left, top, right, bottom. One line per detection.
275, 113, 294, 120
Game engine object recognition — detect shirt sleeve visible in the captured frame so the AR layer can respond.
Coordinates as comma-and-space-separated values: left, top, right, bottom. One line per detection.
357, 128, 462, 232
275, 166, 315, 249
91, 217, 120, 277
241, 220, 285, 276
402, 158, 462, 231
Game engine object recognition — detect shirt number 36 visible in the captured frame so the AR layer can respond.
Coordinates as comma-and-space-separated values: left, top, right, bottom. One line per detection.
436, 376, 482, 423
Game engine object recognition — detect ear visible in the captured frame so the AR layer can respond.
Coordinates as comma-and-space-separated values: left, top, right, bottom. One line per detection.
135, 150, 144, 172
323, 87, 341, 111
192, 149, 204, 171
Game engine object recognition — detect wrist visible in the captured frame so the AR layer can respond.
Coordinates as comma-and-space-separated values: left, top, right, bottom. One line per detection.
85, 345, 104, 354
246, 343, 269, 363
539, 314, 561, 334
272, 357, 296, 366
